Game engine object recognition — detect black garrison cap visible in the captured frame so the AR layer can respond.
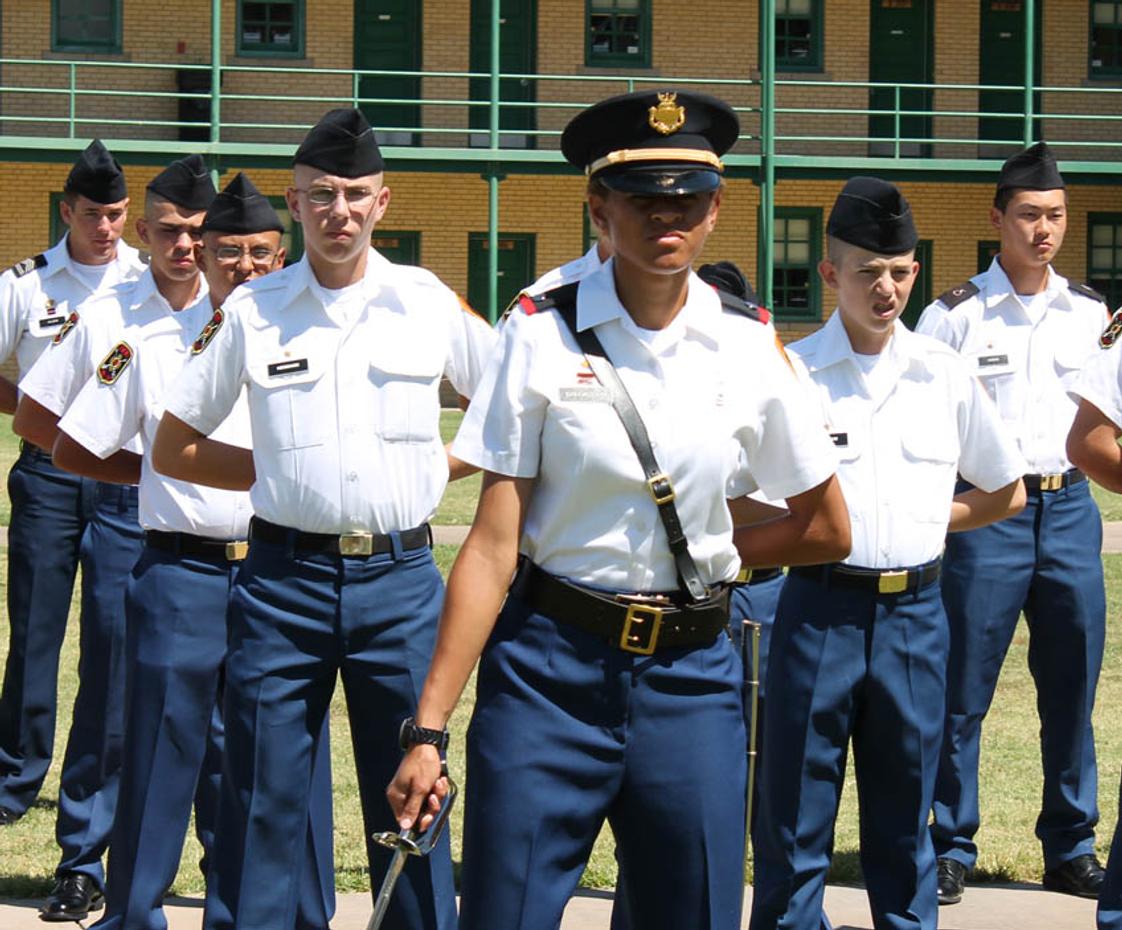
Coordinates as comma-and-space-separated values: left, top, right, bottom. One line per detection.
697, 261, 759, 304
294, 108, 385, 178
64, 140, 127, 204
201, 173, 284, 235
827, 176, 918, 255
997, 141, 1065, 192
146, 154, 217, 211
561, 89, 739, 195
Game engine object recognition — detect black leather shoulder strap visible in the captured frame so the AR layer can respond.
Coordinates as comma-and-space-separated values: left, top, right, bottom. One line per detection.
936, 281, 979, 309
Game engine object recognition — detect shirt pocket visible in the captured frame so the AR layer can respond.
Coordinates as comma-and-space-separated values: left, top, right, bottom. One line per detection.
369, 342, 443, 443
28, 309, 70, 339
1052, 340, 1093, 389
969, 348, 1017, 418
245, 354, 329, 451
900, 420, 959, 523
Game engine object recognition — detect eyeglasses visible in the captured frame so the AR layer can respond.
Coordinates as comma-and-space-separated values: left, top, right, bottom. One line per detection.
211, 245, 278, 264
294, 186, 377, 207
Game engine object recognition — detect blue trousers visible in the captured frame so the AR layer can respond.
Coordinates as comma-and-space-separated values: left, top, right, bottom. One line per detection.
202, 533, 455, 930
461, 591, 747, 930
0, 446, 94, 814
92, 544, 337, 930
1099, 768, 1122, 930
751, 571, 947, 930
932, 481, 1105, 871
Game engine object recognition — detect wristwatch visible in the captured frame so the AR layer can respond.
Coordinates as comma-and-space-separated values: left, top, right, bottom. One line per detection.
398, 716, 449, 752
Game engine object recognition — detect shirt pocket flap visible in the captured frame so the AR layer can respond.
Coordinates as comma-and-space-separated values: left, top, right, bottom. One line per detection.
901, 422, 959, 464
245, 353, 326, 389
970, 349, 1016, 378
1053, 341, 1093, 375
369, 342, 444, 386
828, 424, 863, 462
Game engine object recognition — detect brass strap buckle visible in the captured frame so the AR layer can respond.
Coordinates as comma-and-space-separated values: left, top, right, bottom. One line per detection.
878, 570, 909, 595
647, 472, 676, 505
620, 603, 663, 655
225, 540, 249, 561
338, 532, 374, 556
736, 567, 753, 584
1039, 473, 1063, 492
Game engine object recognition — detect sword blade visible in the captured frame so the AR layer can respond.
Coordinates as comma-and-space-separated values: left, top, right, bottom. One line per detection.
367, 845, 409, 930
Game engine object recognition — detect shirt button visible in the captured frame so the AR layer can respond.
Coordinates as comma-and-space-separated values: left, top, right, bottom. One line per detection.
347, 471, 358, 481
649, 398, 659, 409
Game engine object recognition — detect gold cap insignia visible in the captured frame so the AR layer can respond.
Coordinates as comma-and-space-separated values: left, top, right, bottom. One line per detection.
648, 92, 685, 136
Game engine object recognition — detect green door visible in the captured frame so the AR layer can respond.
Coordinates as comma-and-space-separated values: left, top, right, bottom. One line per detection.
354, 0, 421, 145
372, 230, 420, 265
469, 0, 537, 148
868, 0, 932, 157
467, 233, 536, 321
979, 0, 1042, 151
900, 239, 933, 329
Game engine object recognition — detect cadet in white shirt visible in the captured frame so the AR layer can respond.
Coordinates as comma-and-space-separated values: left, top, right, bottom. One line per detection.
152, 109, 495, 930
0, 141, 144, 843
749, 177, 1026, 930
387, 88, 849, 930
915, 142, 1110, 904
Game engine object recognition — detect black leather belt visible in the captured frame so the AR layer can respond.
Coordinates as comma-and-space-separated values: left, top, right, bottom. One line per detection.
18, 439, 51, 462
249, 517, 431, 558
734, 566, 783, 586
145, 530, 248, 562
789, 558, 941, 595
512, 560, 729, 656
1023, 468, 1085, 493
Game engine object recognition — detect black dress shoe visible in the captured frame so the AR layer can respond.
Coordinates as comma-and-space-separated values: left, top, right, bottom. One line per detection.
0, 806, 19, 826
1043, 853, 1106, 898
936, 857, 966, 905
39, 872, 104, 922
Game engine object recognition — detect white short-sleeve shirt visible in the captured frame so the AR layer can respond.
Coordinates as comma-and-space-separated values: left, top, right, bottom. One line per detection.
915, 259, 1108, 473
452, 260, 838, 592
789, 311, 1027, 568
165, 253, 498, 534
0, 235, 146, 383
58, 298, 253, 539
1068, 341, 1122, 430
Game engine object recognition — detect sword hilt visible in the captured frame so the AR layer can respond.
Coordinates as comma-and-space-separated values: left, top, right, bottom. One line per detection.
373, 767, 458, 857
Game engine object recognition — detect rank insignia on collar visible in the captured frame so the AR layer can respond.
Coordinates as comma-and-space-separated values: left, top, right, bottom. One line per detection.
191, 308, 224, 355
648, 92, 685, 136
45, 298, 56, 314
52, 311, 80, 345
97, 341, 133, 384
1100, 308, 1122, 349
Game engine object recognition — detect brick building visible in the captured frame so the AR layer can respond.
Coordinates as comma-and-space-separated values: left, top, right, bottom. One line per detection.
0, 0, 1120, 348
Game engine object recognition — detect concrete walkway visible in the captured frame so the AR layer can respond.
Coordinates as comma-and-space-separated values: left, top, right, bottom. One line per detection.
0, 883, 1098, 929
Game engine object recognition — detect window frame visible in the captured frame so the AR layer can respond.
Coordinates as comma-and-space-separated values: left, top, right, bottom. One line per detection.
1090, 0, 1122, 78
771, 206, 822, 320
1088, 213, 1122, 312
52, 0, 122, 54
977, 240, 1000, 275
371, 230, 421, 266
775, 0, 823, 73
236, 0, 306, 59
267, 195, 304, 264
586, 0, 652, 68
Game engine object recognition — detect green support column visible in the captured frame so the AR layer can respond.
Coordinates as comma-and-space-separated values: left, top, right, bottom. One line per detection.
758, 0, 776, 310
1023, 0, 1035, 146
486, 0, 501, 322
209, 0, 222, 187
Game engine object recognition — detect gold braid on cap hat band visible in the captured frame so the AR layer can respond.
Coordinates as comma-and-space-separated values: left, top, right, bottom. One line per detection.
587, 148, 724, 176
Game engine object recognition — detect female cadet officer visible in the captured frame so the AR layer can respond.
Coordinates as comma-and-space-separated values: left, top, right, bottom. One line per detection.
387, 89, 850, 930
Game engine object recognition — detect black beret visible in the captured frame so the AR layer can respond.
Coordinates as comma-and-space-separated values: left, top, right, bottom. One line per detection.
147, 154, 217, 211
294, 108, 385, 178
202, 173, 284, 235
562, 89, 739, 195
827, 176, 918, 255
64, 140, 127, 204
997, 141, 1065, 193
697, 261, 759, 304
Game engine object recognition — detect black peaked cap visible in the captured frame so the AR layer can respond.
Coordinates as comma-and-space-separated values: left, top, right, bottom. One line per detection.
65, 140, 127, 204
202, 173, 284, 235
828, 176, 918, 255
147, 154, 217, 211
562, 89, 739, 195
697, 261, 759, 304
997, 141, 1065, 192
294, 108, 385, 178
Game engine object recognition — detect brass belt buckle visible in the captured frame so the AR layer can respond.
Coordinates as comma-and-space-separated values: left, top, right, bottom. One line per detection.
1040, 473, 1063, 492
338, 532, 374, 556
647, 472, 676, 505
225, 540, 249, 561
736, 567, 752, 584
620, 603, 662, 655
878, 570, 909, 594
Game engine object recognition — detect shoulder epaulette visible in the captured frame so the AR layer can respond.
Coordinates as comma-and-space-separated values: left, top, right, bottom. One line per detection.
8, 254, 46, 278
521, 282, 579, 316
936, 281, 979, 309
1070, 281, 1107, 305
713, 287, 770, 325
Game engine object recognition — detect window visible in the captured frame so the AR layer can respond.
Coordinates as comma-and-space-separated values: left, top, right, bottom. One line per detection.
50, 193, 67, 247
776, 0, 822, 72
1089, 215, 1122, 311
587, 0, 651, 67
582, 204, 601, 254
977, 240, 1000, 275
772, 208, 821, 319
371, 231, 420, 266
1091, 1, 1122, 77
52, 0, 121, 53
268, 196, 304, 264
238, 0, 304, 57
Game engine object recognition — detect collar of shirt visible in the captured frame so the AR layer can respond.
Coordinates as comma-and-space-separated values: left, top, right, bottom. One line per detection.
264, 247, 392, 321
40, 234, 143, 285
117, 268, 209, 327
574, 260, 723, 352
981, 257, 1075, 315
798, 310, 933, 384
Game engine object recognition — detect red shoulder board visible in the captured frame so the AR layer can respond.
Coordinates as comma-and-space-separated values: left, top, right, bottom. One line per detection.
191, 308, 224, 355
97, 341, 133, 385
1100, 308, 1122, 349
518, 293, 539, 315
52, 311, 80, 346
756, 305, 771, 325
